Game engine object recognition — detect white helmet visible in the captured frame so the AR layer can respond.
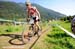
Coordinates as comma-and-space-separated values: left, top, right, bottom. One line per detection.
25, 1, 31, 6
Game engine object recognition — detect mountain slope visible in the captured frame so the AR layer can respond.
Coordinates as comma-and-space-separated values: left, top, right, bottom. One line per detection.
0, 1, 26, 20
0, 1, 66, 21
32, 3, 66, 20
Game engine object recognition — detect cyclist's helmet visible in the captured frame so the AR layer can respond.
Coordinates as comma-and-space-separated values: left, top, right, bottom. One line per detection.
25, 1, 31, 6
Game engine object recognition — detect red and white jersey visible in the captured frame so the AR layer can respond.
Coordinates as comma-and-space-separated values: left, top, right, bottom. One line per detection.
27, 6, 38, 17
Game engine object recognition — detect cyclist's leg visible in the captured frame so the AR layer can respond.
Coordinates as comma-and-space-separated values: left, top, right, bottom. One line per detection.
34, 21, 41, 34
32, 16, 41, 30
35, 16, 41, 30
28, 18, 34, 34
32, 17, 41, 36
28, 25, 33, 37
35, 21, 41, 30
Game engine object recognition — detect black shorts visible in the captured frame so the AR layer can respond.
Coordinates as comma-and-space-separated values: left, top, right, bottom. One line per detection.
33, 17, 40, 22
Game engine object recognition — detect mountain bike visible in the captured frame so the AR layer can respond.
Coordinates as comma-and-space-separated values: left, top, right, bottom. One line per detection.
22, 18, 42, 44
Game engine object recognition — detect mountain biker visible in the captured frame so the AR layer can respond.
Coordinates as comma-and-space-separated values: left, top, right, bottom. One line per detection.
25, 2, 41, 35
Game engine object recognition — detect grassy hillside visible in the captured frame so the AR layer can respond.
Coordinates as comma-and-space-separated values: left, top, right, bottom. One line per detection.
0, 1, 26, 20
0, 1, 66, 21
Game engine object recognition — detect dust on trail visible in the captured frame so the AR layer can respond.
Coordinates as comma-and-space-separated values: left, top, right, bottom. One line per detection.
0, 25, 50, 49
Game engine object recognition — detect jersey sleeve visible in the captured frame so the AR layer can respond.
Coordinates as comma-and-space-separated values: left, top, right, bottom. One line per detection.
32, 6, 37, 11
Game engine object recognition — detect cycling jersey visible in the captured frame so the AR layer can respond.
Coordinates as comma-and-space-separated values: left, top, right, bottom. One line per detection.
27, 6, 40, 24
27, 6, 38, 17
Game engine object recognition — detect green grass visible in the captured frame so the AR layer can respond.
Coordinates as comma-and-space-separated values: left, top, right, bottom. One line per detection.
0, 21, 48, 34
33, 21, 75, 49
56, 20, 71, 32
0, 25, 24, 34
45, 25, 75, 49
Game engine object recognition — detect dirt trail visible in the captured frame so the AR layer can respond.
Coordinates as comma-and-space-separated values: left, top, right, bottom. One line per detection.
0, 25, 50, 49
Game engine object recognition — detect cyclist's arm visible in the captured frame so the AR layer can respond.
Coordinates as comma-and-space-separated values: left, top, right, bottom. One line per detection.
26, 9, 30, 21
36, 8, 41, 19
27, 9, 30, 18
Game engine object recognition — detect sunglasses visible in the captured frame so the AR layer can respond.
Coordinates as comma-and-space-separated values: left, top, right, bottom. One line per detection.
26, 4, 29, 6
